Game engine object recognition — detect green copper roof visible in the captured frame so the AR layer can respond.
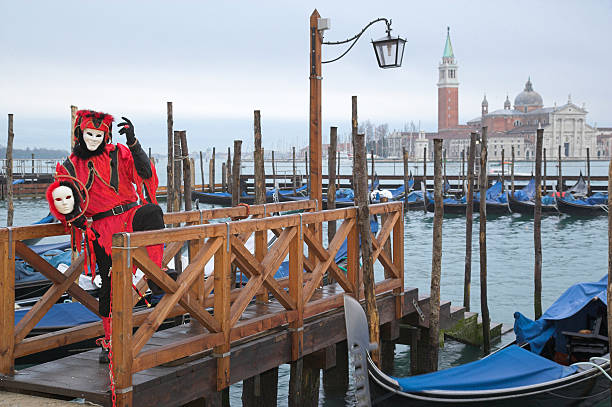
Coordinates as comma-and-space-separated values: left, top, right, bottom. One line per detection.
443, 27, 454, 58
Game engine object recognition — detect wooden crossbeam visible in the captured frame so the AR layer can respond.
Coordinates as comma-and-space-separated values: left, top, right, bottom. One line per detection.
14, 253, 86, 344
302, 218, 354, 303
368, 211, 399, 276
302, 226, 353, 295
229, 227, 296, 327
15, 241, 100, 316
132, 240, 222, 355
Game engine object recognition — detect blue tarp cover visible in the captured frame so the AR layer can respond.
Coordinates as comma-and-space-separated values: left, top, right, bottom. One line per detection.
514, 275, 607, 355
393, 345, 576, 392
475, 180, 507, 203
561, 192, 608, 206
15, 302, 100, 328
513, 179, 536, 202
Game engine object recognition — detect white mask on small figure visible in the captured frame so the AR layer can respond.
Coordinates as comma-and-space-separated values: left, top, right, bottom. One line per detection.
82, 128, 105, 151
52, 185, 75, 215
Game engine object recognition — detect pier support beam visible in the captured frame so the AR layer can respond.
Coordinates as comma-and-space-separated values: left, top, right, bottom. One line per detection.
322, 341, 349, 398
242, 368, 278, 407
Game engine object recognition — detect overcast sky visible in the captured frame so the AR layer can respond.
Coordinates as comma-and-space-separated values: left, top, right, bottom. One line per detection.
1, 1, 611, 153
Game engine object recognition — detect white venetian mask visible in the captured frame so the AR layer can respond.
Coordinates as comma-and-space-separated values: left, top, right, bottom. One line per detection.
82, 127, 105, 151
52, 185, 75, 215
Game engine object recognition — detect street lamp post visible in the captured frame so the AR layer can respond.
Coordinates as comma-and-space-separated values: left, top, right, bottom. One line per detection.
308, 9, 406, 231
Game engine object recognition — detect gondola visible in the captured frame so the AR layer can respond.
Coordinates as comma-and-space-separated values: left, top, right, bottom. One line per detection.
507, 179, 558, 215
556, 193, 608, 216
425, 197, 467, 214
344, 274, 612, 406
192, 185, 307, 206
473, 180, 511, 215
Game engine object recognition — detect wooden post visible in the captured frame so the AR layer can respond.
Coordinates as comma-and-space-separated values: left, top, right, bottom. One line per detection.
0, 228, 15, 375
534, 128, 544, 320
558, 145, 563, 192
309, 10, 323, 212
271, 150, 277, 188
304, 151, 309, 195
226, 147, 232, 194
479, 127, 491, 355
352, 121, 381, 366
443, 148, 447, 189
200, 151, 205, 192
213, 236, 231, 392
211, 147, 216, 193
166, 102, 174, 213
328, 127, 337, 243
543, 148, 547, 195
461, 149, 465, 193
511, 146, 515, 194
180, 131, 192, 211
423, 147, 427, 213
111, 234, 134, 407
221, 162, 227, 193
70, 105, 78, 150
370, 149, 375, 190
464, 133, 476, 311
501, 149, 505, 193
403, 147, 409, 210
587, 147, 591, 194
428, 139, 444, 372
31, 153, 34, 174
231, 140, 242, 207
6, 114, 14, 227
292, 147, 297, 194
337, 151, 341, 189
254, 111, 265, 205
173, 131, 182, 212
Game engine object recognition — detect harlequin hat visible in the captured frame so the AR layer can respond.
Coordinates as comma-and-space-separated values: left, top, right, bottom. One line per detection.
73, 110, 114, 144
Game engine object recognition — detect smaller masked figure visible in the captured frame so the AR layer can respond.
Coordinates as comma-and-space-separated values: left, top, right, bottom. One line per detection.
46, 110, 175, 363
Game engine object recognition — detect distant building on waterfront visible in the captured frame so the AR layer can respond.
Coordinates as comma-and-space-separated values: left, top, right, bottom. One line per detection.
387, 27, 603, 160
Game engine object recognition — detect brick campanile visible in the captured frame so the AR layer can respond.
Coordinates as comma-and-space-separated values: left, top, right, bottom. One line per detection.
437, 27, 459, 131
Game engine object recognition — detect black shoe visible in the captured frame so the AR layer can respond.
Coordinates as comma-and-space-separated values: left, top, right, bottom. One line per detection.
99, 347, 109, 364
147, 268, 179, 296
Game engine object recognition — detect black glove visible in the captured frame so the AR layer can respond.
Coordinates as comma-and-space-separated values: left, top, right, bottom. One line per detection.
118, 117, 136, 146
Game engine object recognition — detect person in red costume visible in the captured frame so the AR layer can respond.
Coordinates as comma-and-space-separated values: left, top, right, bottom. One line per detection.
46, 110, 175, 363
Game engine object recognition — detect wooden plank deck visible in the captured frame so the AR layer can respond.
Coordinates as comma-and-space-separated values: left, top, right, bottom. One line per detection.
0, 285, 430, 407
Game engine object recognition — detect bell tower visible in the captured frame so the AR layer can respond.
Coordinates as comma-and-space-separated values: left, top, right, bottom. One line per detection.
437, 27, 459, 130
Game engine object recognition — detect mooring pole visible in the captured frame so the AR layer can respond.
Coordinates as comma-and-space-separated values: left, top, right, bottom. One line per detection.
232, 140, 242, 206
254, 111, 265, 206
199, 151, 204, 192
6, 114, 14, 227
464, 133, 476, 311
305, 152, 309, 196
423, 147, 428, 213
511, 146, 515, 195
403, 147, 409, 211
166, 102, 174, 213
226, 147, 232, 194
370, 149, 375, 190
428, 138, 444, 372
210, 147, 216, 192
221, 162, 227, 193
587, 147, 591, 195
352, 95, 380, 367
479, 127, 491, 355
461, 149, 465, 193
558, 145, 563, 192
543, 148, 547, 195
534, 128, 543, 320
180, 131, 192, 211
271, 150, 277, 189
337, 150, 341, 189
328, 127, 338, 243
173, 130, 182, 212
501, 149, 505, 193
443, 148, 447, 189
292, 147, 297, 194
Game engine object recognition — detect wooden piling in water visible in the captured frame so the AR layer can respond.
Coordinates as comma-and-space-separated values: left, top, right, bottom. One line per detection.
226, 147, 232, 194
543, 148, 547, 194
70, 106, 78, 150
370, 149, 375, 189
221, 162, 227, 193
231, 140, 242, 207
534, 128, 544, 320
200, 151, 205, 192
166, 102, 174, 213
305, 152, 309, 195
461, 149, 465, 193
328, 127, 337, 243
292, 147, 297, 194
337, 151, 341, 189
6, 114, 14, 227
428, 139, 444, 372
587, 147, 591, 194
271, 150, 277, 189
173, 130, 182, 212
511, 146, 515, 194
558, 145, 563, 192
403, 147, 409, 211
423, 147, 428, 213
501, 149, 505, 193
352, 95, 380, 366
479, 127, 491, 355
210, 148, 216, 193
464, 133, 476, 311
443, 148, 447, 188
180, 131, 192, 212
254, 111, 265, 206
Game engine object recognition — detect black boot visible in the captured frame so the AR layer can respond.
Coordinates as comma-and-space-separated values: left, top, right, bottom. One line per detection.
99, 347, 109, 364
147, 268, 178, 296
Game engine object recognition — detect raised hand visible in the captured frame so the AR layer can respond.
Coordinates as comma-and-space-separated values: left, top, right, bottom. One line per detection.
118, 117, 136, 145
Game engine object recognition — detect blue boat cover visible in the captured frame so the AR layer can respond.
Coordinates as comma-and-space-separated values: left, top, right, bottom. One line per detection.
475, 180, 507, 203
514, 275, 607, 355
513, 179, 536, 202
15, 243, 72, 284
15, 302, 99, 328
393, 345, 576, 392
561, 192, 608, 206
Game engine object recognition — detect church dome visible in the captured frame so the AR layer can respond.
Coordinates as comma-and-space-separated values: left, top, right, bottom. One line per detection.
514, 78, 543, 108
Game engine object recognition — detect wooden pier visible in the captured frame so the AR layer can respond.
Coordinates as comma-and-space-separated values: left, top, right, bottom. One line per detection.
0, 199, 463, 406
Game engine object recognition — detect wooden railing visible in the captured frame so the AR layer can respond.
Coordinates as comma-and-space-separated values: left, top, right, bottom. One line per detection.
0, 199, 404, 407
